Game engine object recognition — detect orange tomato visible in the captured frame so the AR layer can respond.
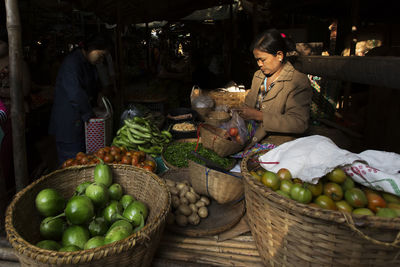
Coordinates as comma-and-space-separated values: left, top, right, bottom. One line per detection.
366, 191, 386, 212
76, 152, 86, 161
114, 154, 122, 162
80, 156, 90, 165
131, 155, 140, 166
121, 155, 132, 165
142, 165, 154, 172
103, 146, 111, 153
103, 153, 114, 163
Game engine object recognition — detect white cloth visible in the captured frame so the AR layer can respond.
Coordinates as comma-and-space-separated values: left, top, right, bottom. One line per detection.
258, 135, 400, 195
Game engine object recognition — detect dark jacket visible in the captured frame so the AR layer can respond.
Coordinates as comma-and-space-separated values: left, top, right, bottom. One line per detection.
49, 49, 99, 143
245, 61, 312, 146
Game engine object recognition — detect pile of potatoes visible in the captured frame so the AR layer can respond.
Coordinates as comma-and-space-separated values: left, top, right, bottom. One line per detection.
165, 179, 210, 227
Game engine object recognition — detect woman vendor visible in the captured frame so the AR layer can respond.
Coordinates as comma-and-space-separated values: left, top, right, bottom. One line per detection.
238, 29, 312, 146
49, 34, 111, 165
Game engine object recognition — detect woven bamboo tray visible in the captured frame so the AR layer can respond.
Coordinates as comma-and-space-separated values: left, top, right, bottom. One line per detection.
5, 164, 171, 267
207, 90, 248, 108
160, 169, 245, 237
241, 150, 400, 266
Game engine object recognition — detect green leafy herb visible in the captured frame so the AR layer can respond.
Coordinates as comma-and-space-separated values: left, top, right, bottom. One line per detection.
163, 142, 235, 169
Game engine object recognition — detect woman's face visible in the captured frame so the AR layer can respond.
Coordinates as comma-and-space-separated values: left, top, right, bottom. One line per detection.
0, 41, 9, 58
253, 48, 283, 77
86, 49, 107, 65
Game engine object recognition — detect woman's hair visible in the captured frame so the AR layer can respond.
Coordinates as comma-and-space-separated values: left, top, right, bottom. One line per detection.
82, 33, 112, 52
251, 29, 296, 61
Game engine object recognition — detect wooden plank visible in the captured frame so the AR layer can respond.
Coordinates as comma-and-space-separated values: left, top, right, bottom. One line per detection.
156, 247, 263, 267
0, 260, 20, 267
217, 215, 250, 242
0, 247, 18, 262
159, 241, 260, 257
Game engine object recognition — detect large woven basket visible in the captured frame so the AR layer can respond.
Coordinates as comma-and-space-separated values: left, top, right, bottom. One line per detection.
199, 124, 244, 157
241, 150, 400, 266
5, 164, 171, 267
189, 160, 243, 204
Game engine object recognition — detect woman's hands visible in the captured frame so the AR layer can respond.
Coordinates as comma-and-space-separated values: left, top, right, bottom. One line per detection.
237, 107, 263, 121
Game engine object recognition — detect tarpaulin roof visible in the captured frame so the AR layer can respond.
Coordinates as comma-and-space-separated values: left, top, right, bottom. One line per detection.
67, 0, 233, 24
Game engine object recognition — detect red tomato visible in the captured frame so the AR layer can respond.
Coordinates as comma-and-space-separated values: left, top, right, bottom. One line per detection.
228, 127, 239, 137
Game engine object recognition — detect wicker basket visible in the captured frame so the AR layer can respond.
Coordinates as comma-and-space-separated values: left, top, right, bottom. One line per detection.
241, 150, 400, 266
204, 111, 231, 127
5, 164, 171, 267
199, 124, 244, 157
189, 160, 243, 204
208, 90, 248, 108
192, 107, 212, 121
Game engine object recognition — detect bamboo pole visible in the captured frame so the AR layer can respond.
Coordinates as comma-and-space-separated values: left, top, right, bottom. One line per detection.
5, 0, 29, 191
156, 247, 263, 266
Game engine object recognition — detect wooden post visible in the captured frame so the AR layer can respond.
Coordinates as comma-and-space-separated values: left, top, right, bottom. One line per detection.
5, 0, 29, 191
115, 0, 123, 125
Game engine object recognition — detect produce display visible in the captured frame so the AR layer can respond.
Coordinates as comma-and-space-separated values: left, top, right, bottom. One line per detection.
163, 142, 235, 168
112, 116, 172, 157
61, 146, 156, 173
34, 161, 149, 251
250, 167, 400, 218
164, 179, 210, 227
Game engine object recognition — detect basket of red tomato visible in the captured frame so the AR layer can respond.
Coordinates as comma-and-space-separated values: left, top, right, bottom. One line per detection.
241, 149, 400, 267
61, 146, 157, 173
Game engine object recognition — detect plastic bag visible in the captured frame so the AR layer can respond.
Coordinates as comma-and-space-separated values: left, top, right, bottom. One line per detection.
190, 85, 215, 109
192, 95, 214, 109
120, 103, 150, 126
220, 111, 248, 145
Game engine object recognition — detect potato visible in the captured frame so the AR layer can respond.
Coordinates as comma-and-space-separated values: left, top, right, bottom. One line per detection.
176, 183, 186, 190
200, 196, 210, 206
169, 186, 179, 195
172, 196, 180, 209
185, 191, 197, 204
188, 213, 200, 225
175, 215, 188, 227
189, 203, 198, 213
179, 186, 189, 198
195, 200, 206, 208
178, 204, 192, 216
166, 179, 175, 187
180, 197, 189, 205
198, 206, 208, 218
166, 212, 175, 225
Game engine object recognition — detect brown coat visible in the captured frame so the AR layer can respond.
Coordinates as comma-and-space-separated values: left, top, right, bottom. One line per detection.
245, 61, 312, 145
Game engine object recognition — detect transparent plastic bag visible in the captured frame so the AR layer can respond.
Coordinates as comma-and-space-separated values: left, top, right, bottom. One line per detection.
120, 103, 150, 126
220, 111, 248, 145
190, 85, 215, 109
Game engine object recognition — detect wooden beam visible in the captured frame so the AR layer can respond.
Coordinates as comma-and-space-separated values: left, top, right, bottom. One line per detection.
294, 56, 400, 89
5, 0, 29, 191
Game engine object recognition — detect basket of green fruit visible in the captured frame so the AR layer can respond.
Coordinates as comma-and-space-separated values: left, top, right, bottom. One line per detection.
5, 162, 171, 267
241, 149, 400, 267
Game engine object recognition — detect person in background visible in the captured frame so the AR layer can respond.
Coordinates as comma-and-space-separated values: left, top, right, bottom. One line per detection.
0, 29, 31, 190
238, 29, 312, 147
49, 34, 112, 166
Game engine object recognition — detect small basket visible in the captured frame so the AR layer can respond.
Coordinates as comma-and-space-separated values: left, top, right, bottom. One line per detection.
241, 150, 400, 266
204, 111, 231, 127
188, 160, 243, 204
5, 164, 171, 267
192, 107, 212, 121
199, 124, 244, 157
